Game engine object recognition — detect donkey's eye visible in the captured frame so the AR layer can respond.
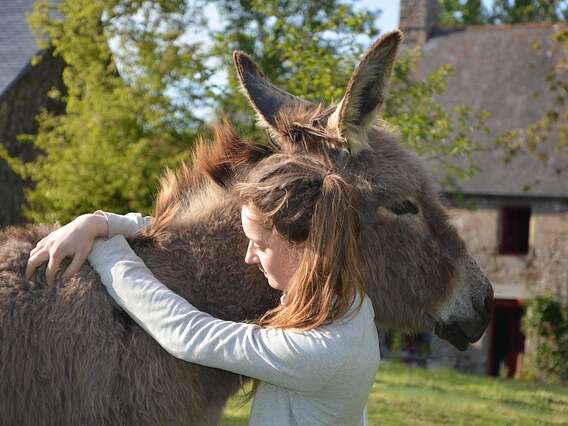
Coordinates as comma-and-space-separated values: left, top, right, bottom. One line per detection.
390, 200, 419, 215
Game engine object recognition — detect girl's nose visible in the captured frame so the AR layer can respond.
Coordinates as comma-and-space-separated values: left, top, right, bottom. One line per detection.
244, 241, 258, 265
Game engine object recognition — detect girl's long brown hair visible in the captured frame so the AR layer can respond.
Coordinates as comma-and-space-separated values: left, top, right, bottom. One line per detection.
234, 153, 365, 397
235, 154, 364, 404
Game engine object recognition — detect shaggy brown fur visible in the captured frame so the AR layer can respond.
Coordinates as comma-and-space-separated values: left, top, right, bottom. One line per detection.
0, 29, 492, 425
0, 201, 279, 425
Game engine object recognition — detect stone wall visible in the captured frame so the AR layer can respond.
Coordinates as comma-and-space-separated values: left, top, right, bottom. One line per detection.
0, 49, 65, 227
449, 200, 568, 301
428, 195, 568, 374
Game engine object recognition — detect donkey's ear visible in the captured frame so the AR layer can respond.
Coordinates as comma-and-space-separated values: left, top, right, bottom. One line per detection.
328, 30, 403, 155
233, 51, 312, 137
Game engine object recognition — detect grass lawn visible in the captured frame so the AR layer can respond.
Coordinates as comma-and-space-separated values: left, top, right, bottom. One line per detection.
220, 361, 568, 425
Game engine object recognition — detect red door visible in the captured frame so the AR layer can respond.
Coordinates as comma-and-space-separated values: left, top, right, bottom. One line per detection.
488, 299, 526, 377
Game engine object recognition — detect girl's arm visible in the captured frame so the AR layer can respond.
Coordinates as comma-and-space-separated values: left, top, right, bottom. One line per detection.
88, 235, 351, 394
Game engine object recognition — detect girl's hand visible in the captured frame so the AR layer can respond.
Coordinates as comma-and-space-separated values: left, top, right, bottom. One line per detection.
25, 214, 109, 284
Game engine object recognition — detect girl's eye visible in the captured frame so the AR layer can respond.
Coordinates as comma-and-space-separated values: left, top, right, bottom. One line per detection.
251, 241, 265, 251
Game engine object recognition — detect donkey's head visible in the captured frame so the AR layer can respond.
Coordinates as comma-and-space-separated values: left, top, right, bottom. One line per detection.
224, 30, 494, 350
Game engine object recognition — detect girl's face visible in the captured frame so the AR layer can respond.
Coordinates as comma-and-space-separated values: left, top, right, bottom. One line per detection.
241, 205, 304, 292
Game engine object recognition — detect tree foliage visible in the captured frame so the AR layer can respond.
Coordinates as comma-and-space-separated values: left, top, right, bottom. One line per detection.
490, 0, 568, 23
495, 29, 568, 165
1, 0, 489, 223
208, 0, 381, 132
522, 296, 568, 384
438, 1, 568, 178
1, 0, 207, 223
384, 47, 489, 185
439, 0, 489, 26
439, 0, 568, 27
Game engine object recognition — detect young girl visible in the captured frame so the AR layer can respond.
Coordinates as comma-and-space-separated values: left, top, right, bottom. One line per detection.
26, 153, 380, 425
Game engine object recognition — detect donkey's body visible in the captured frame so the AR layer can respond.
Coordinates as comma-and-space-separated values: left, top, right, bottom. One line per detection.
0, 30, 493, 425
1, 201, 278, 425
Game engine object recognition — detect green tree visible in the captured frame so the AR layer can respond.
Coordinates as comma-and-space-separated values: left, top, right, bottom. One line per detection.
522, 296, 568, 383
439, 0, 568, 27
437, 0, 568, 174
385, 47, 489, 185
496, 28, 568, 168
208, 0, 380, 131
1, 0, 209, 223
439, 0, 489, 27
490, 0, 568, 23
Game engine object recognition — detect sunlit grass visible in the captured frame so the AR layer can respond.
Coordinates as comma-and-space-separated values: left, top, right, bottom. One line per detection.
221, 361, 568, 425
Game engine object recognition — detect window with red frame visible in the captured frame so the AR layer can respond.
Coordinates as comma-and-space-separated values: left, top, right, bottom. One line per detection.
498, 206, 531, 255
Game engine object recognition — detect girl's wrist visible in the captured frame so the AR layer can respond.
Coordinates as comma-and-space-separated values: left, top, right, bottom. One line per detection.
85, 212, 109, 238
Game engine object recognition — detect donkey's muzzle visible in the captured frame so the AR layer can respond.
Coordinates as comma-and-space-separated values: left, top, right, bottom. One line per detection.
435, 290, 494, 352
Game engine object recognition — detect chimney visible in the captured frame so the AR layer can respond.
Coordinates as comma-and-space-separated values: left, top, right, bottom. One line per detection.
399, 0, 439, 44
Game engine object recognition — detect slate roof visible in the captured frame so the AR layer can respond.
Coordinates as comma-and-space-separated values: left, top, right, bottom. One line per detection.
418, 23, 568, 198
0, 0, 41, 97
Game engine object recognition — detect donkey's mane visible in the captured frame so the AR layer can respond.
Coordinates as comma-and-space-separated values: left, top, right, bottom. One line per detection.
143, 103, 356, 239
143, 120, 273, 238
273, 103, 347, 156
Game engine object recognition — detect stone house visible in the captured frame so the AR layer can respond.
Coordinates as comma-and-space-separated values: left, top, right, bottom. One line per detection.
0, 0, 65, 227
392, 0, 568, 377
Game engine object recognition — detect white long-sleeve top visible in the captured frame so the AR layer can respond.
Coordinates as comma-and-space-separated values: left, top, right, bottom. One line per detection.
88, 212, 380, 426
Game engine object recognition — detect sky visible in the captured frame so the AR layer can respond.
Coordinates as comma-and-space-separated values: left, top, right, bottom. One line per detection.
359, 0, 400, 32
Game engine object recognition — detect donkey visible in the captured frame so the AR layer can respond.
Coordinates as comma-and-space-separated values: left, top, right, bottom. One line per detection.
0, 30, 493, 425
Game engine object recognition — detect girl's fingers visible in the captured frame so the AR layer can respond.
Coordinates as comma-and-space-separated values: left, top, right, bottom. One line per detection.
25, 249, 49, 281
63, 252, 88, 279
45, 252, 63, 285
29, 240, 46, 256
